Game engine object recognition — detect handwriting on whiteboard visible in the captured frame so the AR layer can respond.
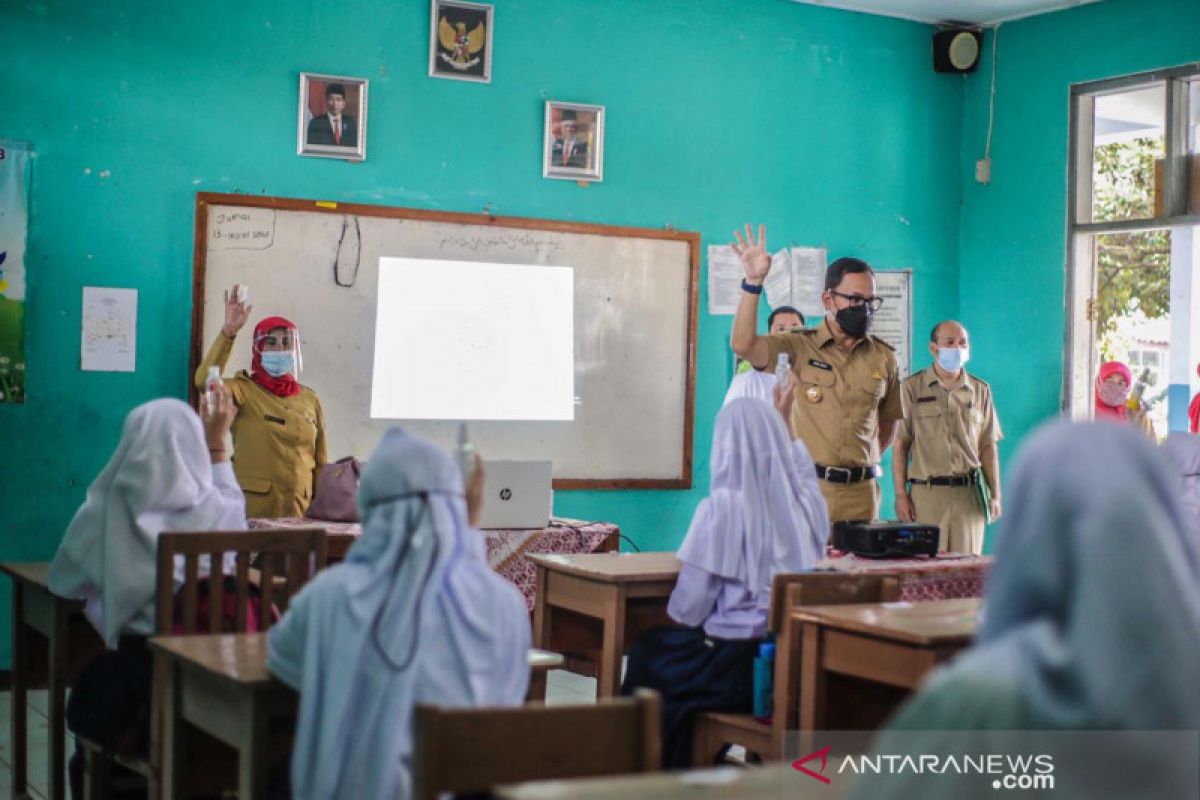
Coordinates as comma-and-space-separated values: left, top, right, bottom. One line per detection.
210, 208, 276, 251
437, 232, 562, 257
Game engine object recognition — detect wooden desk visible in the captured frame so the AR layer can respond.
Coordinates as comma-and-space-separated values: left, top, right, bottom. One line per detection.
151, 633, 295, 800
1, 562, 105, 800
497, 763, 849, 799
151, 634, 569, 798
796, 598, 980, 732
529, 552, 679, 698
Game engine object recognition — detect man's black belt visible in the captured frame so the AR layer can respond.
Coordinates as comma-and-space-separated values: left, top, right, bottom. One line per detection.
814, 464, 882, 484
909, 473, 977, 487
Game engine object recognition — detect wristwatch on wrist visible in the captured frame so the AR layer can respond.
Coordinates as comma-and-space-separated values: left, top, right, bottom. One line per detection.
741, 279, 764, 295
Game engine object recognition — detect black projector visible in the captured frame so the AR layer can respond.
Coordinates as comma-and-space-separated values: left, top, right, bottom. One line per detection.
832, 520, 940, 559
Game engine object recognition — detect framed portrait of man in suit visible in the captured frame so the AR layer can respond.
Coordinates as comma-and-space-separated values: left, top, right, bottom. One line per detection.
543, 101, 605, 183
297, 73, 369, 161
429, 0, 493, 83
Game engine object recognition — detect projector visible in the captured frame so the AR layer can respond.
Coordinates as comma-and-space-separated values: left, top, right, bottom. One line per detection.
831, 520, 940, 559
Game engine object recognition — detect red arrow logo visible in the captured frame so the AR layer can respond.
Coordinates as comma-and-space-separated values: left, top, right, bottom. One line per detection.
792, 745, 833, 784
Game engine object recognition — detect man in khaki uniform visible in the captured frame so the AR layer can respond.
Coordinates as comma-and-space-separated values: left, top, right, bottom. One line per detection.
893, 320, 1002, 554
730, 225, 902, 522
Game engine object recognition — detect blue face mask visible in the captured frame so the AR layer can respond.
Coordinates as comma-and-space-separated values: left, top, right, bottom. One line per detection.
937, 347, 969, 373
260, 351, 295, 377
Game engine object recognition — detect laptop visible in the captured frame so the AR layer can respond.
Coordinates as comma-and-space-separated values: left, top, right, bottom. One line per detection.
477, 460, 553, 529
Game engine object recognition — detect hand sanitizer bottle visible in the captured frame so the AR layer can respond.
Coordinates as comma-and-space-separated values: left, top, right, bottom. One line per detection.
774, 353, 791, 385
204, 366, 223, 413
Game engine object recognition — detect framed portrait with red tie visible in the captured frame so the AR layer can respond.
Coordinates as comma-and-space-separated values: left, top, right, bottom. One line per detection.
297, 72, 369, 161
543, 101, 605, 183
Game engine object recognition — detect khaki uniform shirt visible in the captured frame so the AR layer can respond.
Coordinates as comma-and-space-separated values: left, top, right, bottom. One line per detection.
762, 320, 903, 467
897, 368, 1002, 479
195, 333, 328, 519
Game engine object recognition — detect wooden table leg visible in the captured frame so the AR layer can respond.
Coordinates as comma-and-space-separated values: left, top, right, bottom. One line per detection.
47, 600, 70, 800
532, 565, 551, 651
526, 670, 549, 703
597, 586, 626, 698
238, 692, 270, 800
161, 659, 188, 800
11, 582, 29, 799
798, 621, 826, 756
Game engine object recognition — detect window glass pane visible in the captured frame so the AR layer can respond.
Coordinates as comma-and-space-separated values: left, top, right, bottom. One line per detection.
1091, 84, 1166, 222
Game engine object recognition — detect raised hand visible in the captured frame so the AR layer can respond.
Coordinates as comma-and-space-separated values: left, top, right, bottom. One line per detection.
200, 383, 237, 453
731, 224, 771, 284
222, 284, 253, 338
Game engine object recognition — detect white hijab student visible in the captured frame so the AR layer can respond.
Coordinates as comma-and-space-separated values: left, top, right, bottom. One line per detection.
669, 396, 830, 636
267, 428, 530, 800
851, 421, 1200, 799
1163, 431, 1200, 529
48, 397, 245, 648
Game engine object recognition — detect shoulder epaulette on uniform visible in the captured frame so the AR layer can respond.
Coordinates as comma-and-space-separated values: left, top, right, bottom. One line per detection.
966, 372, 991, 389
868, 335, 895, 351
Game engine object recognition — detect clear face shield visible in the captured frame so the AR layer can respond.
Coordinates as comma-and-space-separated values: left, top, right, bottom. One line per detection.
252, 327, 304, 377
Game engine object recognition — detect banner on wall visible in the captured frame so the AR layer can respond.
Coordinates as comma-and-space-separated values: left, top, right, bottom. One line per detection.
0, 140, 30, 404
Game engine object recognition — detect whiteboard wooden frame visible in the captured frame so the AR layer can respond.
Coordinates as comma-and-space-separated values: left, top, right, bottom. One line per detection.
189, 192, 700, 490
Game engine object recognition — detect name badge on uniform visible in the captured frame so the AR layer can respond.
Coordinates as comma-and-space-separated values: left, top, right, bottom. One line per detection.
264, 414, 286, 425
807, 359, 832, 371
916, 396, 937, 404
806, 385, 823, 403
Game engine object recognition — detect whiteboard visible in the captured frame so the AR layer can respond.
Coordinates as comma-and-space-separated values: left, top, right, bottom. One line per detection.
872, 270, 912, 379
191, 194, 699, 488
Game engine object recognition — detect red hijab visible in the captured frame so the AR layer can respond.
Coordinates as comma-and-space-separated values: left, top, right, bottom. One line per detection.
1190, 363, 1200, 434
250, 316, 302, 398
1094, 360, 1131, 422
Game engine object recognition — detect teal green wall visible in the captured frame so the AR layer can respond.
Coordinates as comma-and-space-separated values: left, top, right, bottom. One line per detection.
0, 0, 965, 666
958, 0, 1200, 483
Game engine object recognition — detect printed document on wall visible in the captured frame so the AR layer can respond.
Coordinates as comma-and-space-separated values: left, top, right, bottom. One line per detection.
81, 287, 137, 372
765, 246, 825, 321
707, 245, 743, 315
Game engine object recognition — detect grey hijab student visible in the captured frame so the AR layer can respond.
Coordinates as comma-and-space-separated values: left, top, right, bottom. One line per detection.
849, 421, 1200, 800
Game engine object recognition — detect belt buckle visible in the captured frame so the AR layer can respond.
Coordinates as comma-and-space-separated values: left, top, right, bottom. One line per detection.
825, 466, 852, 483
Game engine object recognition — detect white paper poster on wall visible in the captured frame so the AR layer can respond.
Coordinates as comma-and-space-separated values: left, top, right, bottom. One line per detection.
81, 287, 138, 372
706, 245, 743, 315
765, 246, 826, 321
872, 270, 912, 379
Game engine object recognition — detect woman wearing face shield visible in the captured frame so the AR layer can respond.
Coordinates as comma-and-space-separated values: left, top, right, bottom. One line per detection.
193, 284, 328, 518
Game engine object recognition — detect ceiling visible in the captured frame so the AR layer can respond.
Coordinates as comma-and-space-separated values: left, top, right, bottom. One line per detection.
791, 0, 1106, 25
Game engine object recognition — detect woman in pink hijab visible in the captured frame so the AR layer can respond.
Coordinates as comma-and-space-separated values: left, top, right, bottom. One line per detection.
1095, 360, 1154, 437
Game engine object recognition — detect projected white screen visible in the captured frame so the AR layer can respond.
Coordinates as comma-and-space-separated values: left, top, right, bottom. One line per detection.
370, 257, 574, 421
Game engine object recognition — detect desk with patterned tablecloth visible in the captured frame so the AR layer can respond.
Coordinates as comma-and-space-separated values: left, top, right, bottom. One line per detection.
817, 551, 991, 602
248, 517, 620, 611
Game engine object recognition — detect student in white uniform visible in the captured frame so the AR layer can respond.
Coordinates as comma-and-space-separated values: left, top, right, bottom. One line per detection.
267, 427, 530, 800
622, 398, 829, 768
48, 393, 244, 798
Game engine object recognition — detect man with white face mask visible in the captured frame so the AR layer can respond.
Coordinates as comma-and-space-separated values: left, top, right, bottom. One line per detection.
892, 320, 1002, 554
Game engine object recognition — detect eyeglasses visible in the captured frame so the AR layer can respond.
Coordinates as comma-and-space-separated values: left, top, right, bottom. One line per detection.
829, 290, 884, 313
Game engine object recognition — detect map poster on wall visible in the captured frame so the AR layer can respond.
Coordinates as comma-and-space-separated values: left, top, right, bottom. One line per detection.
873, 270, 912, 380
0, 141, 30, 404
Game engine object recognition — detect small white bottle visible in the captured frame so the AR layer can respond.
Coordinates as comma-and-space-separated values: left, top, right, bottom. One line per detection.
774, 353, 791, 385
204, 366, 223, 413
456, 422, 476, 484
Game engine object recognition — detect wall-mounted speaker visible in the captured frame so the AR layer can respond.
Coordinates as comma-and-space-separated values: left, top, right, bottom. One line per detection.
933, 28, 982, 74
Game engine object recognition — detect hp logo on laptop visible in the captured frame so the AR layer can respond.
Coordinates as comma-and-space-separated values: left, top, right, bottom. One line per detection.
499, 488, 512, 501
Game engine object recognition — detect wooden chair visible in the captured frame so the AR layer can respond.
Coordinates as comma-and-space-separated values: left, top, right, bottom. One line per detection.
79, 528, 328, 800
412, 689, 661, 800
690, 572, 901, 766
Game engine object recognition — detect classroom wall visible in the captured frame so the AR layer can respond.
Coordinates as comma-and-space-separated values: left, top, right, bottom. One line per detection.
0, 0, 964, 666
957, 0, 1200, 475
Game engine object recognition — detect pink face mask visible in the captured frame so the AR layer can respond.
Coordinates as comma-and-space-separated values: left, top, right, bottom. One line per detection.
1098, 381, 1130, 408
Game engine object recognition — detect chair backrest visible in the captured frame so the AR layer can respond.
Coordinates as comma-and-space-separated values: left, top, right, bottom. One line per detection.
767, 571, 901, 634
770, 572, 901, 746
412, 689, 661, 800
155, 528, 328, 634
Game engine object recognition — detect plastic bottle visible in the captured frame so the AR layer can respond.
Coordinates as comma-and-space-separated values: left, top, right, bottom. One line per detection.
204, 366, 223, 413
752, 640, 776, 721
774, 353, 791, 385
1126, 367, 1152, 411
456, 422, 476, 484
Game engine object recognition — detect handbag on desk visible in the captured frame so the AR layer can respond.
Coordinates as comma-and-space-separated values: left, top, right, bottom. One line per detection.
307, 456, 365, 522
